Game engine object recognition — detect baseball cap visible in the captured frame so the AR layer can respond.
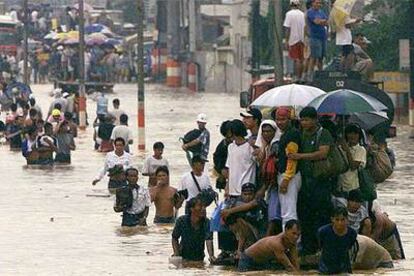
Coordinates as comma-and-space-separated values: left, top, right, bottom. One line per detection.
196, 113, 207, 123
191, 154, 209, 164
52, 109, 61, 116
240, 108, 262, 122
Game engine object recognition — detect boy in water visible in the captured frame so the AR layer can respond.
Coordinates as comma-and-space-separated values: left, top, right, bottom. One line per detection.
318, 206, 357, 274
150, 166, 183, 224
142, 142, 169, 187
114, 168, 151, 227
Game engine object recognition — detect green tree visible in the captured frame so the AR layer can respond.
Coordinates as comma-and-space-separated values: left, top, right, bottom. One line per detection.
356, 0, 413, 71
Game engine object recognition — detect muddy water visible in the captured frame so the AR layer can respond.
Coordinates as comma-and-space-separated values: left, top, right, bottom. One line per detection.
0, 83, 412, 275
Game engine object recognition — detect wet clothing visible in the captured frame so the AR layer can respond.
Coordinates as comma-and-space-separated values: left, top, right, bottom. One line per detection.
318, 224, 357, 274
122, 211, 146, 227
108, 179, 127, 189
55, 132, 74, 164
7, 124, 22, 149
153, 215, 175, 224
55, 153, 71, 164
172, 215, 213, 261
379, 225, 405, 260
198, 129, 210, 159
238, 252, 265, 272
298, 127, 334, 255
225, 141, 256, 196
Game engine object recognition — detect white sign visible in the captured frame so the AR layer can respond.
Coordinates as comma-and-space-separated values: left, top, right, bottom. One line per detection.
399, 39, 410, 70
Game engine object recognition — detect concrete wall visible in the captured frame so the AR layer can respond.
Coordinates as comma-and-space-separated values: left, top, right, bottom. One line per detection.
200, 1, 252, 93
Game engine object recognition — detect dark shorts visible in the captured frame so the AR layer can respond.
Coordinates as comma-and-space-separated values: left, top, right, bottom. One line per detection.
122, 212, 146, 227
37, 158, 54, 165
310, 38, 326, 59
342, 44, 354, 57
238, 252, 264, 272
153, 215, 175, 224
55, 153, 71, 164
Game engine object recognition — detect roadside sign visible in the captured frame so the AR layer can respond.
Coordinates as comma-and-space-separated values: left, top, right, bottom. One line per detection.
373, 71, 410, 93
399, 39, 410, 70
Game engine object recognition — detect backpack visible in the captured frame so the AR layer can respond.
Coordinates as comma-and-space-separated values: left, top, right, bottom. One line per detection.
182, 129, 202, 154
366, 149, 393, 183
312, 128, 349, 179
114, 187, 133, 212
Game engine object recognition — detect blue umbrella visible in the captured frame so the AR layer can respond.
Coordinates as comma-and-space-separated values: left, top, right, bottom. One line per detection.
308, 89, 388, 115
85, 24, 107, 34
104, 38, 122, 46
4, 81, 32, 99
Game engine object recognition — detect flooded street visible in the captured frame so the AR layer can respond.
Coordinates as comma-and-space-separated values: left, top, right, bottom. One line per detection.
0, 83, 413, 275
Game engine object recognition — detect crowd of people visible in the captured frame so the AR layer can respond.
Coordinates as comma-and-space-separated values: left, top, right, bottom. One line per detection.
284, 0, 374, 82
0, 6, 137, 86
82, 99, 403, 273
0, 86, 404, 273
1, 88, 79, 165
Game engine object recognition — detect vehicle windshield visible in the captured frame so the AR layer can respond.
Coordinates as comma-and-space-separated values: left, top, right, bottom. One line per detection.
0, 32, 17, 45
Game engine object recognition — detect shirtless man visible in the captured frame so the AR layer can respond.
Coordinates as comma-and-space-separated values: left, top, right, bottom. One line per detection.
238, 219, 300, 272
150, 166, 183, 224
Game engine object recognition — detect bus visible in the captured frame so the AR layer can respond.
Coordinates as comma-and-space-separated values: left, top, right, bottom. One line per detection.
0, 15, 19, 56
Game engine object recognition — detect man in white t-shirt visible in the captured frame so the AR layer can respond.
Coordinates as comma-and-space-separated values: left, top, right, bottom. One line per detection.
110, 114, 133, 152
142, 141, 169, 187
284, 0, 306, 81
223, 119, 256, 198
110, 98, 126, 126
179, 155, 212, 214
333, 1, 361, 71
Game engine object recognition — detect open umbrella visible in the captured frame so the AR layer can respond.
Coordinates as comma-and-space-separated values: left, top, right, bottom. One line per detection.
4, 81, 32, 99
85, 24, 110, 34
251, 84, 326, 108
308, 89, 388, 115
330, 0, 365, 27
348, 111, 389, 130
104, 38, 122, 46
86, 33, 107, 45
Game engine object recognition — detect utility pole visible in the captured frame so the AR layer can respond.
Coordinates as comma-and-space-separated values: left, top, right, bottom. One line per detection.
78, 0, 87, 130
23, 0, 29, 85
409, 37, 414, 138
272, 0, 284, 86
250, 0, 260, 81
137, 0, 146, 151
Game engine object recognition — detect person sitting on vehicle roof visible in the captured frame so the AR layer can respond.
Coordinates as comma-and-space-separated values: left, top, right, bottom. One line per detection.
352, 33, 374, 80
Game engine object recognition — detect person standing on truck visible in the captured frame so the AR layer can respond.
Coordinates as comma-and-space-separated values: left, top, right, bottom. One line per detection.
306, 0, 328, 83
284, 0, 306, 82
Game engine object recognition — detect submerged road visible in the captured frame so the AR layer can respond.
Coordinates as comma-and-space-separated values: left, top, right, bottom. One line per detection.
0, 83, 412, 275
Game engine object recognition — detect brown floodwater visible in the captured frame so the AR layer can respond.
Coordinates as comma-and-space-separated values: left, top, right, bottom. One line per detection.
0, 83, 412, 275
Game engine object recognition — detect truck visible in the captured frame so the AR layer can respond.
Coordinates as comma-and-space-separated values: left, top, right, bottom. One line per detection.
0, 15, 19, 56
